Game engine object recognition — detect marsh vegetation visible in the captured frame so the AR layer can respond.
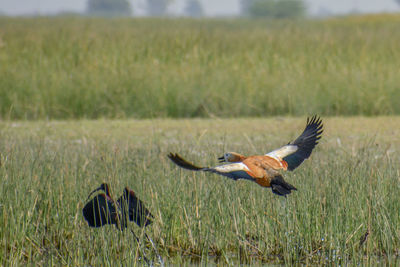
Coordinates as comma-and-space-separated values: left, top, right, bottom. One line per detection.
0, 117, 399, 265
1, 16, 400, 119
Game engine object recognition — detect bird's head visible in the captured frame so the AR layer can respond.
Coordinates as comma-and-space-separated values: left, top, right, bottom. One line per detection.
218, 152, 246, 163
86, 183, 111, 201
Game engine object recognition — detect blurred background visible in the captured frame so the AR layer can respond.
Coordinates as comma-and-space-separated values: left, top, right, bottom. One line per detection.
1, 0, 400, 18
1, 0, 400, 119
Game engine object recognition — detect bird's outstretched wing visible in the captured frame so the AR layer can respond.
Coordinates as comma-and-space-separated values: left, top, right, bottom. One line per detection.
117, 188, 153, 228
168, 153, 256, 181
265, 115, 323, 171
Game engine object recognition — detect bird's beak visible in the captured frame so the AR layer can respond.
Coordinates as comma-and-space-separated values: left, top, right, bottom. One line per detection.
86, 186, 103, 201
218, 155, 225, 163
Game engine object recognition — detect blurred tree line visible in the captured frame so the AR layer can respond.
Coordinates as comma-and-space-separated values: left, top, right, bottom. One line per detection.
86, 0, 203, 17
86, 0, 304, 18
87, 0, 132, 16
241, 0, 305, 18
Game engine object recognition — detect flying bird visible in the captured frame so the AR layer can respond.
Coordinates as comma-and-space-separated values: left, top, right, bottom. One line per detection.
168, 116, 323, 196
82, 183, 153, 230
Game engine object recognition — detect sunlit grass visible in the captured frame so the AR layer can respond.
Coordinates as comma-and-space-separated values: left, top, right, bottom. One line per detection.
0, 117, 399, 265
0, 16, 400, 119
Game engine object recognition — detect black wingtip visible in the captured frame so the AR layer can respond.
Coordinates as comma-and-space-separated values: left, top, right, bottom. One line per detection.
284, 115, 323, 171
305, 115, 324, 142
306, 115, 323, 129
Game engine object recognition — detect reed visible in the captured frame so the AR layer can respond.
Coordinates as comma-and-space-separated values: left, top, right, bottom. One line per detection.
0, 117, 399, 265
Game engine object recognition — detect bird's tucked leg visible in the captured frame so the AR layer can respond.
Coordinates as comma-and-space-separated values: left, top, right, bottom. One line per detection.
270, 175, 297, 196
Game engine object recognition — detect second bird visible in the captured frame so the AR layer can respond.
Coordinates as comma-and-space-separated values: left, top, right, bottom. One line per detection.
82, 183, 153, 230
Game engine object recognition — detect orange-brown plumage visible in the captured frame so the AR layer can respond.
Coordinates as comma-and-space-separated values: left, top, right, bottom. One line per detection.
168, 116, 323, 196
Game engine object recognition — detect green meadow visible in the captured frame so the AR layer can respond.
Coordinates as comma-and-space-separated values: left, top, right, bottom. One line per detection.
1, 15, 400, 119
0, 117, 399, 265
1, 14, 399, 265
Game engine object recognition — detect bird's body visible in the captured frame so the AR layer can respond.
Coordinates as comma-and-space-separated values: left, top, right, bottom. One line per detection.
82, 192, 119, 228
82, 183, 120, 228
168, 116, 323, 196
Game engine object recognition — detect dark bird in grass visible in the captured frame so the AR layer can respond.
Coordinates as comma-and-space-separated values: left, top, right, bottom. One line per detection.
82, 183, 162, 266
82, 183, 153, 230
168, 115, 323, 197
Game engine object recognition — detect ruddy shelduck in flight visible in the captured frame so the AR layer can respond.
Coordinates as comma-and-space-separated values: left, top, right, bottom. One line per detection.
168, 116, 323, 196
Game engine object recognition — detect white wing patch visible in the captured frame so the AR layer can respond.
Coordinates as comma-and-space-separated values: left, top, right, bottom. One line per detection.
208, 162, 255, 181
266, 145, 298, 161
213, 162, 250, 173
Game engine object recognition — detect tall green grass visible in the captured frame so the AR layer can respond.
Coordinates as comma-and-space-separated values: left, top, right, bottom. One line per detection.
0, 15, 400, 119
0, 117, 399, 265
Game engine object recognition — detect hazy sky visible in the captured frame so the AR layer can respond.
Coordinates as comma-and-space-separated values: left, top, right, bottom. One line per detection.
0, 0, 399, 16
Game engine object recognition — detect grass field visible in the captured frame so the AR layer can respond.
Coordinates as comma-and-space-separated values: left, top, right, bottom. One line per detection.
1, 15, 400, 119
0, 117, 399, 265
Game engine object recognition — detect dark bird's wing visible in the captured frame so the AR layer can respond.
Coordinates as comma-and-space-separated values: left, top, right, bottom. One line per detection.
82, 194, 118, 228
168, 153, 256, 181
117, 188, 153, 228
266, 115, 323, 171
